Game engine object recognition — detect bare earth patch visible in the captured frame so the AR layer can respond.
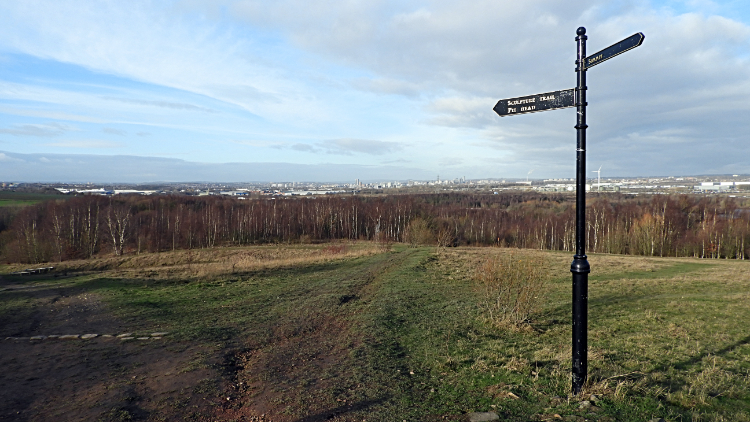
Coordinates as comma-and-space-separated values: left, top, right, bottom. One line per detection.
0, 277, 220, 422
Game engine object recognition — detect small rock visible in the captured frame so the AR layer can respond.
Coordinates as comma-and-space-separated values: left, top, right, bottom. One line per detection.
589, 394, 600, 403
151, 332, 168, 337
578, 400, 591, 409
120, 337, 134, 341
506, 392, 520, 399
137, 337, 150, 340
151, 337, 162, 340
116, 333, 133, 338
550, 396, 566, 405
648, 419, 666, 422
59, 335, 79, 340
101, 334, 113, 338
47, 335, 60, 338
468, 412, 500, 422
81, 334, 98, 339
30, 336, 47, 340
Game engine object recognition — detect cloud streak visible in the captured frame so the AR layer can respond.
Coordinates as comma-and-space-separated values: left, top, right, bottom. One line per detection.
0, 122, 74, 137
101, 96, 215, 113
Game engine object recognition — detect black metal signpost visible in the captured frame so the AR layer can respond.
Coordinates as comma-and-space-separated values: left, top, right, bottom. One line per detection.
493, 27, 644, 395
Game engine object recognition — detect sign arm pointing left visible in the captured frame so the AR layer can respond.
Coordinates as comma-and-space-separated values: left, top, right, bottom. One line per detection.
493, 88, 575, 117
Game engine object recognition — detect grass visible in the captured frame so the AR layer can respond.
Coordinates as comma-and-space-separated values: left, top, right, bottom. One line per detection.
1, 244, 749, 421
0, 191, 64, 207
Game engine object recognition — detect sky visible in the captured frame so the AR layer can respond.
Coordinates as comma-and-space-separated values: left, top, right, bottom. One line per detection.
0, 0, 749, 183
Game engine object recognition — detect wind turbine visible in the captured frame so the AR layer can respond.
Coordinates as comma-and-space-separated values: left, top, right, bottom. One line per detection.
592, 165, 602, 192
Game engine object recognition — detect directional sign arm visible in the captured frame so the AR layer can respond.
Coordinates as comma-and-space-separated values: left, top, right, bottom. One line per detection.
584, 32, 644, 69
493, 89, 575, 117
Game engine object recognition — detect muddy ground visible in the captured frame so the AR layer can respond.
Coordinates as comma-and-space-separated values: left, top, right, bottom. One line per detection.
0, 277, 223, 422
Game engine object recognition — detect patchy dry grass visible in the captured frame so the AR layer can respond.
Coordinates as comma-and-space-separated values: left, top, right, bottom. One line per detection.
2, 244, 749, 421
4, 241, 380, 278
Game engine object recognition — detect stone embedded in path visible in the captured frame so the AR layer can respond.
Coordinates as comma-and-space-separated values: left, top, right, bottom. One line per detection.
468, 412, 500, 422
1, 332, 167, 343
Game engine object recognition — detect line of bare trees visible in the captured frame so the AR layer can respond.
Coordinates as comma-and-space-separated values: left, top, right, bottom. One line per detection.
1, 193, 748, 264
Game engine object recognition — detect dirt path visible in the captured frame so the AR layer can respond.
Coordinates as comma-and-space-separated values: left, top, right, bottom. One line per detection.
0, 249, 418, 422
213, 250, 417, 422
0, 276, 219, 422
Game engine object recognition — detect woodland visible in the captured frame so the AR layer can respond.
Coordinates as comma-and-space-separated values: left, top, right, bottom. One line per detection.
1, 192, 748, 264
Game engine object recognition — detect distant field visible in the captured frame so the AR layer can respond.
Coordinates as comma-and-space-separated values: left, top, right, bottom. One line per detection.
0, 191, 64, 207
0, 244, 748, 421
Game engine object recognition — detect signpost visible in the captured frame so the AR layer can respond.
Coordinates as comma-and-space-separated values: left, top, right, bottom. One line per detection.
492, 27, 644, 395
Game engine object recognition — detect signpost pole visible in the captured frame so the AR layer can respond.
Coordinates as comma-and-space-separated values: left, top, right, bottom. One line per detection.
571, 26, 591, 395
492, 25, 643, 397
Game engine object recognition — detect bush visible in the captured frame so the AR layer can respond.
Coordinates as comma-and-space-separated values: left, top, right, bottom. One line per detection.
404, 218, 435, 247
473, 253, 549, 326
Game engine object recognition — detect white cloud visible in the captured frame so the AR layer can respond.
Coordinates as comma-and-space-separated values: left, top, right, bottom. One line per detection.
45, 140, 123, 148
0, 152, 23, 162
0, 106, 108, 124
231, 139, 287, 148
0, 1, 331, 125
101, 96, 215, 113
0, 122, 76, 137
320, 138, 404, 156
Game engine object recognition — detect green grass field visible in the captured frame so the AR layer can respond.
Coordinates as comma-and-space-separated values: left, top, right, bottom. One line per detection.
1, 244, 748, 421
0, 191, 64, 207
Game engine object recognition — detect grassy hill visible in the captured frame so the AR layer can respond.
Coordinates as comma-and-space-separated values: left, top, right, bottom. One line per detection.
1, 244, 748, 421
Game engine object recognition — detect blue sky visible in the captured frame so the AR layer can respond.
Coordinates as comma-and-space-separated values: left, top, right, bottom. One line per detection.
0, 0, 749, 182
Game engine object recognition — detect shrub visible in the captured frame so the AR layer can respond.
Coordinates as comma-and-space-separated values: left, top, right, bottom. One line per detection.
404, 217, 435, 247
473, 253, 549, 326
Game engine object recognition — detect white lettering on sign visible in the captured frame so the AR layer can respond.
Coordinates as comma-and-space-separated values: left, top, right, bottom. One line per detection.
587, 54, 603, 66
508, 107, 517, 113
539, 95, 555, 101
507, 98, 535, 106
520, 106, 536, 112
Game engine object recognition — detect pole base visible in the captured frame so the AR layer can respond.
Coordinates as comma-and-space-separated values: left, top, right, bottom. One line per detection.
570, 255, 590, 394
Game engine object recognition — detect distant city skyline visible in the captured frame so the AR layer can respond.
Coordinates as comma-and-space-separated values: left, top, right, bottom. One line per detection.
1, 1, 750, 182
